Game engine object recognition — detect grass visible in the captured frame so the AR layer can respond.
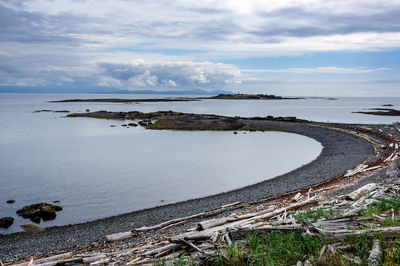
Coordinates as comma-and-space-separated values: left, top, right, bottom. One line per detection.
203, 230, 325, 265
362, 194, 400, 222
294, 207, 339, 222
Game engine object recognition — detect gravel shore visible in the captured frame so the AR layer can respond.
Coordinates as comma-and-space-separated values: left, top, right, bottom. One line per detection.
0, 120, 373, 260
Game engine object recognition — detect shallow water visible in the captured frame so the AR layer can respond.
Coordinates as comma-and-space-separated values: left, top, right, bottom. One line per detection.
0, 94, 325, 233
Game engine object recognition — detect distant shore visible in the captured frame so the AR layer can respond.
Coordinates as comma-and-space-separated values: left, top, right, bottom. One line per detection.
50, 93, 301, 103
0, 116, 373, 261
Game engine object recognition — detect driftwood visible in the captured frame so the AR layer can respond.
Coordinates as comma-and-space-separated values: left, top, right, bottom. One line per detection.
292, 192, 302, 202
346, 183, 377, 201
82, 255, 107, 264
12, 252, 73, 266
106, 231, 134, 242
197, 205, 275, 231
367, 239, 381, 266
303, 220, 400, 238
176, 239, 205, 254
140, 243, 179, 257
30, 258, 82, 266
135, 211, 206, 232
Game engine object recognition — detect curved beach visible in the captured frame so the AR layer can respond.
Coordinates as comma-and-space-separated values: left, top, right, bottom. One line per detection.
0, 120, 373, 260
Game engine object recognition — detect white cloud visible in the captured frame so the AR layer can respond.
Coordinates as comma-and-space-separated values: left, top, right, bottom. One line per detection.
97, 60, 242, 90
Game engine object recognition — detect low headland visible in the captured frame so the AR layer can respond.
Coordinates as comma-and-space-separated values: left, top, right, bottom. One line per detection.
50, 93, 300, 103
1, 110, 400, 265
353, 108, 400, 116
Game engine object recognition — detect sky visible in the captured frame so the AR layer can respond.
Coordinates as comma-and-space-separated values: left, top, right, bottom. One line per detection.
0, 0, 400, 96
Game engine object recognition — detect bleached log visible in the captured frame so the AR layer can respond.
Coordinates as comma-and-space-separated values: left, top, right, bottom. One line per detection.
90, 258, 110, 265
292, 192, 302, 202
345, 164, 368, 177
106, 231, 133, 242
198, 217, 230, 231
372, 214, 385, 221
198, 205, 275, 231
127, 257, 152, 265
223, 233, 232, 245
140, 243, 179, 257
303, 220, 400, 238
362, 166, 382, 172
135, 211, 205, 232
12, 253, 74, 266
32, 258, 82, 266
82, 255, 107, 264
346, 183, 377, 201
211, 232, 219, 242
176, 239, 204, 254
367, 240, 381, 266
162, 220, 187, 230
171, 197, 319, 242
221, 201, 241, 208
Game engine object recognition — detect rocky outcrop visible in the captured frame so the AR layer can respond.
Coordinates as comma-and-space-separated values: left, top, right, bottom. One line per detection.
353, 108, 400, 116
17, 203, 63, 223
210, 93, 300, 100
0, 217, 14, 228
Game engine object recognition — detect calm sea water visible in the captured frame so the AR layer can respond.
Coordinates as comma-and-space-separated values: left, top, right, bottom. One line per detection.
1, 93, 399, 233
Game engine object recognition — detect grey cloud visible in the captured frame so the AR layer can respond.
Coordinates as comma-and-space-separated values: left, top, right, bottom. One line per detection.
253, 6, 400, 38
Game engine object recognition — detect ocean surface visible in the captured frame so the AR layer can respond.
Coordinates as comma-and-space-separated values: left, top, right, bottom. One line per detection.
1, 93, 399, 234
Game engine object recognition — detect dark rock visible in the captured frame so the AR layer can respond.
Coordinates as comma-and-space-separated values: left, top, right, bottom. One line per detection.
17, 203, 62, 223
121, 124, 127, 127
53, 200, 60, 203
110, 125, 116, 127
128, 123, 138, 127
86, 109, 90, 112
0, 217, 14, 228
6, 200, 15, 204
233, 131, 237, 134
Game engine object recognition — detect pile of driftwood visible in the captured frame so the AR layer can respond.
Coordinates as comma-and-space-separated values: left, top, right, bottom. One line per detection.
5, 124, 400, 266
8, 179, 400, 266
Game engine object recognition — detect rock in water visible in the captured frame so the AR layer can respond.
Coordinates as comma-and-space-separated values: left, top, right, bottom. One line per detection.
0, 217, 14, 228
20, 224, 45, 232
6, 199, 15, 204
16, 203, 62, 223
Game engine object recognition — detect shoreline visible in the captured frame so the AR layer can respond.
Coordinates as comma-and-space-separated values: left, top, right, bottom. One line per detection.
0, 120, 374, 261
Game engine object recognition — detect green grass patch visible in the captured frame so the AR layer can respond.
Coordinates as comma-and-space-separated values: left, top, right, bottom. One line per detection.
205, 230, 325, 265
362, 194, 400, 219
294, 207, 339, 222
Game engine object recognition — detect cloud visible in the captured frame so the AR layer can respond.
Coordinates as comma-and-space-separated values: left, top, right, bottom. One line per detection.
97, 60, 242, 90
243, 67, 390, 74
1, 0, 400, 96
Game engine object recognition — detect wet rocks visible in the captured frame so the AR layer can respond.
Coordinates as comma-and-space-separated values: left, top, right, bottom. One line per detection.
0, 217, 14, 228
17, 203, 63, 223
6, 199, 15, 204
386, 166, 400, 178
128, 123, 138, 127
20, 224, 45, 233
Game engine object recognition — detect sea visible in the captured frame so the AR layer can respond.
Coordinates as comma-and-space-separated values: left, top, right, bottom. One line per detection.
1, 93, 399, 233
